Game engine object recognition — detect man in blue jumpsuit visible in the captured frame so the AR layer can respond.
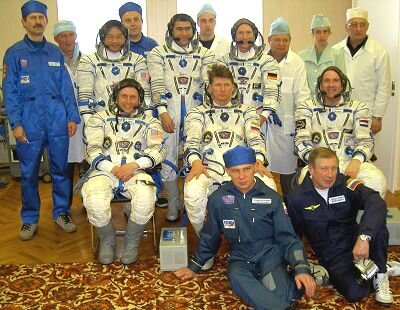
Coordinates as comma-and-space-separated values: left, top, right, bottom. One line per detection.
2, 1, 80, 240
285, 147, 398, 305
175, 145, 315, 310
119, 2, 158, 58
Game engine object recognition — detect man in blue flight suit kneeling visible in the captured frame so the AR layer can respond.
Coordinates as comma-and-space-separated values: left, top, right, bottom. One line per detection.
175, 145, 315, 310
285, 147, 400, 305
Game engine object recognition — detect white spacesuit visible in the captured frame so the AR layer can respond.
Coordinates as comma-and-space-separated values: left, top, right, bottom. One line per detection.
218, 19, 281, 119
294, 73, 387, 197
81, 79, 166, 265
147, 14, 214, 221
184, 101, 277, 226
77, 20, 151, 123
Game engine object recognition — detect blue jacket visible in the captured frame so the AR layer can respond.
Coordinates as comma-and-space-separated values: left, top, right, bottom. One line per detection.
188, 177, 310, 275
129, 34, 158, 58
285, 173, 387, 266
3, 35, 80, 140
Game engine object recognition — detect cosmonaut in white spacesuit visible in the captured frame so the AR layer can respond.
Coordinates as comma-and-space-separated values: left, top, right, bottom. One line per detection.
294, 66, 387, 197
81, 78, 166, 265
218, 18, 281, 124
77, 20, 151, 123
184, 64, 277, 269
147, 14, 214, 222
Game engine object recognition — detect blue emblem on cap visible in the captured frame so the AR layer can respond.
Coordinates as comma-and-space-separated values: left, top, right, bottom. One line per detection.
111, 66, 120, 75
179, 59, 187, 68
220, 112, 229, 122
121, 121, 131, 132
238, 67, 246, 76
328, 112, 337, 121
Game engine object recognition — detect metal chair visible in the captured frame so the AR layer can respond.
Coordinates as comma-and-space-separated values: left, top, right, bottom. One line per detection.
91, 193, 158, 257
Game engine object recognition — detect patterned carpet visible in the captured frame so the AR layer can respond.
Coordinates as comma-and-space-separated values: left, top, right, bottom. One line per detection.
0, 248, 400, 309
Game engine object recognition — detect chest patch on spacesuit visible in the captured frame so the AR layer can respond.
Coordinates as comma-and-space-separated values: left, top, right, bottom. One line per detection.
222, 195, 235, 204
328, 195, 346, 204
223, 220, 235, 229
252, 198, 271, 204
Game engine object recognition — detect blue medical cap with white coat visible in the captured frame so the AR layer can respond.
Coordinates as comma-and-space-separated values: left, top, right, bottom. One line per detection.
53, 20, 76, 37
223, 146, 256, 168
21, 0, 47, 19
119, 2, 142, 18
269, 17, 290, 36
197, 4, 216, 20
310, 14, 331, 30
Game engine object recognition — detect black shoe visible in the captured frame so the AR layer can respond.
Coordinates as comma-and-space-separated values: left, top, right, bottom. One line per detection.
156, 196, 168, 208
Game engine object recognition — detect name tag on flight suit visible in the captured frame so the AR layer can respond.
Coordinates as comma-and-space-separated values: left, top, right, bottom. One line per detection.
252, 198, 272, 204
223, 220, 235, 229
328, 195, 346, 204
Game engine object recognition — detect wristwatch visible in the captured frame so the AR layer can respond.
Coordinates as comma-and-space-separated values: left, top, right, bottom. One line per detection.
359, 234, 372, 242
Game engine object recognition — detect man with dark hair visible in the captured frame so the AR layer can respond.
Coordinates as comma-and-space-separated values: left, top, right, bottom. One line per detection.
285, 147, 399, 305
3, 0, 80, 240
119, 2, 158, 58
183, 64, 276, 269
147, 14, 214, 222
176, 145, 315, 309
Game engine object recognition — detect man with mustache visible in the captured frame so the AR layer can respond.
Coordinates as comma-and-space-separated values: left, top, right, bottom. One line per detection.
2, 0, 80, 240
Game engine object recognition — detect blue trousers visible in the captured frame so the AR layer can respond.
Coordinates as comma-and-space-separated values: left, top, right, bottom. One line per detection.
228, 254, 302, 310
325, 225, 389, 302
17, 134, 70, 224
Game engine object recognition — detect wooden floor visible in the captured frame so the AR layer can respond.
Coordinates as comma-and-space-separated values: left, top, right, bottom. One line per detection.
0, 169, 399, 265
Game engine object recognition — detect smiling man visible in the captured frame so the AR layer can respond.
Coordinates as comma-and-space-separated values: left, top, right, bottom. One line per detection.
81, 78, 166, 265
294, 66, 387, 198
183, 64, 277, 269
176, 145, 315, 310
285, 147, 400, 305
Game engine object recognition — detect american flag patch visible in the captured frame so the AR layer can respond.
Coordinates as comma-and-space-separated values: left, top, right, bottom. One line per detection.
346, 178, 362, 191
359, 119, 369, 127
267, 72, 278, 80
150, 129, 162, 140
222, 195, 234, 204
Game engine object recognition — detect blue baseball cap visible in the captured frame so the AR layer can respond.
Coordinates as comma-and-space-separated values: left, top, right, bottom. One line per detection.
223, 146, 256, 168
119, 2, 142, 18
21, 0, 47, 19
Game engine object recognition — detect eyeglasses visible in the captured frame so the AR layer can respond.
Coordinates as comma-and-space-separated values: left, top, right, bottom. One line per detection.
347, 22, 368, 29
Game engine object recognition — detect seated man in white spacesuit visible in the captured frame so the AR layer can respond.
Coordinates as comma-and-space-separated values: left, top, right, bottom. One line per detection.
294, 66, 387, 198
77, 20, 151, 123
184, 64, 277, 269
81, 79, 166, 265
218, 18, 281, 124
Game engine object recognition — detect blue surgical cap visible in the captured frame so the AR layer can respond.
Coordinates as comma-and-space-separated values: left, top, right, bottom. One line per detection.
310, 14, 331, 30
119, 2, 142, 18
197, 4, 216, 20
269, 17, 290, 36
223, 146, 256, 168
53, 20, 76, 37
21, 0, 47, 19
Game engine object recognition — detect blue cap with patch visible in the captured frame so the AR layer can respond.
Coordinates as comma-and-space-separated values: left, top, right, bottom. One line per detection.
119, 2, 142, 18
223, 145, 256, 168
21, 0, 47, 19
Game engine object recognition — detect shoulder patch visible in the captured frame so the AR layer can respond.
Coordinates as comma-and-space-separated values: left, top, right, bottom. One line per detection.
282, 202, 288, 215
346, 178, 363, 191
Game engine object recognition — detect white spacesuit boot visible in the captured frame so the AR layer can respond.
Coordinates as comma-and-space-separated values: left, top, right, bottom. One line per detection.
192, 222, 214, 270
120, 219, 146, 265
165, 181, 180, 222
96, 221, 116, 265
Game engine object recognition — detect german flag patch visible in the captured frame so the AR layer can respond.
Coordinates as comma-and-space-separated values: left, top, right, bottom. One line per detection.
346, 178, 362, 191
267, 72, 278, 80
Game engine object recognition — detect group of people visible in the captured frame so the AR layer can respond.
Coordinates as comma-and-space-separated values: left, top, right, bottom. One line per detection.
2, 0, 397, 309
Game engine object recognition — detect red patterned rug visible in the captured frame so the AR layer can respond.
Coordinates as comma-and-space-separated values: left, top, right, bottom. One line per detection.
0, 248, 399, 309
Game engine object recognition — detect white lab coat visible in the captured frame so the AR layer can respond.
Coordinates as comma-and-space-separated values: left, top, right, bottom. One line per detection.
333, 36, 391, 117
201, 34, 231, 62
266, 50, 311, 174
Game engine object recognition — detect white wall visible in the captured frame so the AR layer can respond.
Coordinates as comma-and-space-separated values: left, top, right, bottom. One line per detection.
353, 0, 400, 192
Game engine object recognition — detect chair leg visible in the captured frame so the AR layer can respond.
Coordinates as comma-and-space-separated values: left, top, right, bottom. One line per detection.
91, 224, 100, 257
152, 214, 158, 254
